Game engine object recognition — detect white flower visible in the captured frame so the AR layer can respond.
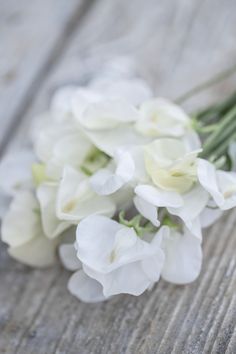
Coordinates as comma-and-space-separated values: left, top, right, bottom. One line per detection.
135, 98, 190, 138
68, 270, 107, 303
59, 243, 82, 271
71, 78, 152, 120
36, 183, 70, 238
56, 166, 116, 222
59, 242, 106, 303
75, 215, 165, 297
133, 195, 160, 227
198, 159, 236, 210
90, 149, 135, 195
1, 191, 57, 267
70, 86, 150, 156
34, 117, 93, 180
161, 227, 202, 284
144, 138, 200, 194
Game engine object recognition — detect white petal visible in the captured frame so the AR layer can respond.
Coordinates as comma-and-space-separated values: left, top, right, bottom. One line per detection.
135, 184, 183, 208
68, 270, 107, 303
71, 88, 103, 119
59, 243, 82, 271
198, 159, 224, 206
90, 168, 124, 195
0, 149, 35, 196
82, 125, 148, 157
216, 171, 236, 210
79, 99, 140, 130
161, 228, 202, 284
8, 233, 57, 268
134, 195, 160, 227
76, 215, 164, 274
185, 217, 202, 241
84, 262, 154, 297
37, 183, 70, 239
198, 159, 236, 210
56, 166, 115, 221
90, 151, 135, 196
136, 98, 189, 138
2, 191, 39, 247
167, 184, 208, 222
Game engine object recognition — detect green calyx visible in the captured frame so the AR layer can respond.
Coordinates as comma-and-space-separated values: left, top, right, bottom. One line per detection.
162, 215, 181, 230
80, 146, 110, 176
119, 211, 156, 237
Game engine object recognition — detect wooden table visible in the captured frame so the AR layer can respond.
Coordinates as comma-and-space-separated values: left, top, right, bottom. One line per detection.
1, 1, 236, 353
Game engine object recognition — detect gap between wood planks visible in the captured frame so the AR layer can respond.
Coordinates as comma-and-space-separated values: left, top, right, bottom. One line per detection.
0, 0, 96, 159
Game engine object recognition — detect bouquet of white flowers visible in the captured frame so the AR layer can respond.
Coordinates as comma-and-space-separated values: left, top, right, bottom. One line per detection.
1, 73, 236, 303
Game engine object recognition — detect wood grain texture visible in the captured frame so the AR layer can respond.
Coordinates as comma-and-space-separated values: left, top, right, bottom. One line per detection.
0, 0, 236, 353
0, 0, 91, 156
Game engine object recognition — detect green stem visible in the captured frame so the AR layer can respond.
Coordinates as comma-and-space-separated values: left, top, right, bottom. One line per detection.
201, 106, 236, 158
193, 91, 236, 123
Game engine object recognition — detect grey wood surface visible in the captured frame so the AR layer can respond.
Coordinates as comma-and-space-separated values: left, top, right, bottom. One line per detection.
0, 0, 236, 353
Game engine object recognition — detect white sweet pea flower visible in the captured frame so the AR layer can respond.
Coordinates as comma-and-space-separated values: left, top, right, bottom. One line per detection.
59, 243, 82, 271
135, 184, 206, 240
167, 184, 208, 240
71, 78, 152, 120
37, 183, 70, 239
59, 242, 106, 303
74, 105, 147, 157
70, 82, 151, 156
135, 98, 190, 138
68, 270, 107, 303
161, 227, 202, 284
1, 191, 57, 267
90, 149, 135, 195
198, 159, 236, 210
144, 138, 200, 194
75, 215, 165, 297
34, 117, 93, 180
90, 145, 151, 197
56, 166, 116, 222
76, 99, 140, 130
133, 195, 160, 227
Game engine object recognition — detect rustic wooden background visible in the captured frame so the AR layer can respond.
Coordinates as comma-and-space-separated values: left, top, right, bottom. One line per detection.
1, 0, 236, 353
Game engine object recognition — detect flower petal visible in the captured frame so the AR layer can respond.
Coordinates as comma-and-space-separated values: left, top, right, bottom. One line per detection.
68, 270, 107, 303
161, 228, 202, 284
2, 191, 39, 247
56, 166, 115, 221
134, 195, 160, 227
8, 233, 57, 268
37, 183, 70, 239
135, 184, 183, 208
59, 243, 82, 271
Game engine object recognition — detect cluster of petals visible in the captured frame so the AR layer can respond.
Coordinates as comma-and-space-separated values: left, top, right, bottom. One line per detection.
1, 77, 236, 303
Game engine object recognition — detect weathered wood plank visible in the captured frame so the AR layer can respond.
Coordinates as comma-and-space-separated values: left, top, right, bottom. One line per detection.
0, 0, 236, 353
0, 0, 90, 155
